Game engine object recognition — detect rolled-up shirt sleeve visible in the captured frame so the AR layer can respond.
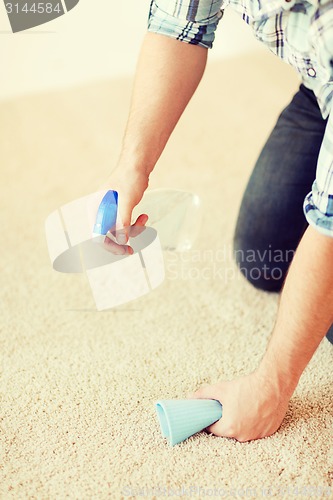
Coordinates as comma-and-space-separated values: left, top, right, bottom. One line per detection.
147, 0, 224, 49
304, 109, 333, 237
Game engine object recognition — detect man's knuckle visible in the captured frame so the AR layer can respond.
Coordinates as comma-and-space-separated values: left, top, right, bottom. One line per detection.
236, 435, 250, 443
221, 425, 236, 438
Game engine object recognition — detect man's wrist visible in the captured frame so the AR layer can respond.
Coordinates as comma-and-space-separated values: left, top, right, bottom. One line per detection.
117, 149, 155, 178
255, 346, 299, 401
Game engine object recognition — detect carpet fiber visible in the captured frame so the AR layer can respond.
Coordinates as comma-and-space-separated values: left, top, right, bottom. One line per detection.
1, 51, 332, 498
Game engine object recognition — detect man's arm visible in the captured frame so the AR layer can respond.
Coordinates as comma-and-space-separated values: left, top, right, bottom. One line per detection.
106, 33, 208, 244
193, 225, 333, 441
258, 225, 333, 394
121, 33, 208, 176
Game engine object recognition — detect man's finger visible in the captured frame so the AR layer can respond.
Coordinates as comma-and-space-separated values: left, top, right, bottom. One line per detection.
135, 213, 149, 226
205, 421, 224, 435
129, 214, 149, 237
104, 235, 133, 255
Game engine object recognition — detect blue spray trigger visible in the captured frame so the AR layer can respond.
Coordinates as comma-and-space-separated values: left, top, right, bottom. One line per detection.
93, 190, 118, 236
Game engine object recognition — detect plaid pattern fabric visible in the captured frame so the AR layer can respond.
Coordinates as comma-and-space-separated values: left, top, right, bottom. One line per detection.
148, 0, 333, 237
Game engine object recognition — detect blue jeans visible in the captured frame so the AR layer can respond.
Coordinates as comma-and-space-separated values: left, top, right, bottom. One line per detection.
233, 84, 333, 344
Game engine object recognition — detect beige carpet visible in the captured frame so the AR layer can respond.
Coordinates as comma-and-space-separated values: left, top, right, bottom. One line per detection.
1, 51, 332, 499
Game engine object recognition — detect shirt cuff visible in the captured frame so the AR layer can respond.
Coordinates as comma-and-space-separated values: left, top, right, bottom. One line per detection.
147, 0, 223, 49
304, 181, 333, 237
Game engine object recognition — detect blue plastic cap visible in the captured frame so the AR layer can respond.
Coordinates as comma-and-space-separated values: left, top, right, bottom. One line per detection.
155, 399, 223, 446
93, 190, 118, 236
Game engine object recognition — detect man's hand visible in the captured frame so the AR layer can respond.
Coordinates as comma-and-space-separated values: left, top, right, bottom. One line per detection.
105, 164, 150, 249
190, 370, 290, 442
103, 213, 148, 256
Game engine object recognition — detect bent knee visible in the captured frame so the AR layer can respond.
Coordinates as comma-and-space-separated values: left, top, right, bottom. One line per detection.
233, 240, 288, 292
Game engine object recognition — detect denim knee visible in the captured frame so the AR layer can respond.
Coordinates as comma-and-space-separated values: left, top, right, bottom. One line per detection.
326, 325, 333, 345
233, 237, 287, 292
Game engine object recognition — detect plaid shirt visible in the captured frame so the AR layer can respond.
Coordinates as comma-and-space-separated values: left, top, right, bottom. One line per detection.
148, 0, 333, 237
